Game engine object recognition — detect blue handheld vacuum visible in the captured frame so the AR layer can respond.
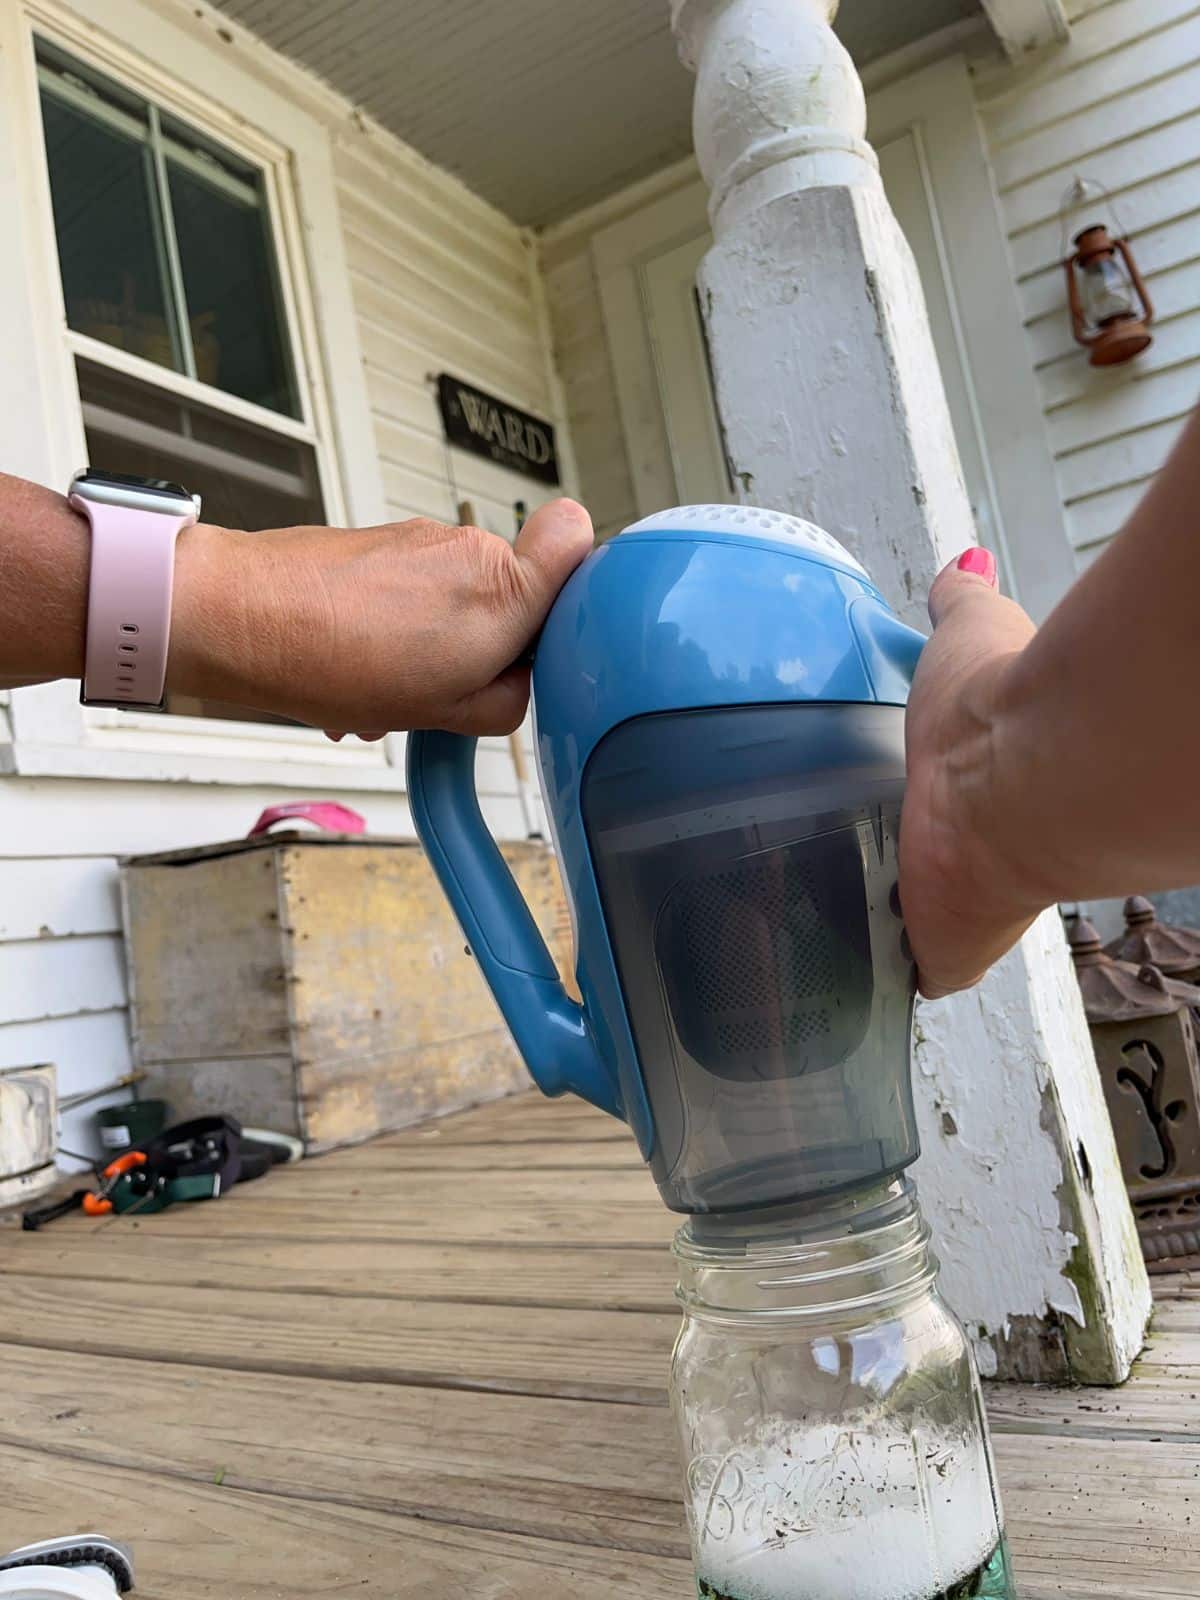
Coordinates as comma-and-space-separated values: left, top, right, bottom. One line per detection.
408, 505, 926, 1215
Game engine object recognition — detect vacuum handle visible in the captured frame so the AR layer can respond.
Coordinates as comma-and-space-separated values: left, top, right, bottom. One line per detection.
406, 730, 623, 1120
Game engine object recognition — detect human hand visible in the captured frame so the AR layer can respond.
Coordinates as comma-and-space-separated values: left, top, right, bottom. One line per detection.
169, 499, 594, 736
899, 550, 1047, 999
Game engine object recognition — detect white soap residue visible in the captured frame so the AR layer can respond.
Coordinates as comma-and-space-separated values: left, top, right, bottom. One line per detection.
687, 1422, 1004, 1600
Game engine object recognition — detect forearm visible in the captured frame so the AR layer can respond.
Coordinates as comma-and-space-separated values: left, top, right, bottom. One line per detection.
0, 473, 90, 682
983, 407, 1200, 909
0, 470, 592, 734
0, 470, 273, 704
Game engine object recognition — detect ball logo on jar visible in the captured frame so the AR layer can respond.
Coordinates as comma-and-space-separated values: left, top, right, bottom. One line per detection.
688, 1431, 880, 1548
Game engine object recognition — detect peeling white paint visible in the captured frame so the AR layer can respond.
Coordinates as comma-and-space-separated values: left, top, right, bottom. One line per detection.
916, 910, 1147, 1375
913, 918, 1085, 1344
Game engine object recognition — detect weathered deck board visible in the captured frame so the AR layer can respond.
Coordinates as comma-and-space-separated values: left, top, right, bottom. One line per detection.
0, 1272, 676, 1403
0, 1445, 694, 1599
2, 1089, 1194, 1597
0, 1234, 679, 1310
63, 1191, 678, 1246
0, 1343, 685, 1556
2, 1343, 1198, 1590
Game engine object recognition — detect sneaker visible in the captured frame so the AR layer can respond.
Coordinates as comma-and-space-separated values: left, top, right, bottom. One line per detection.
0, 1538, 133, 1598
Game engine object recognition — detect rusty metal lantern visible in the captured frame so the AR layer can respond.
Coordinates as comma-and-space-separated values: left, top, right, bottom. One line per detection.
1060, 179, 1153, 367
1105, 895, 1200, 986
1069, 917, 1200, 1266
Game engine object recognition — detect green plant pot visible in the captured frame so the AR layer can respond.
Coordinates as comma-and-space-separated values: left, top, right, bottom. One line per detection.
95, 1098, 170, 1154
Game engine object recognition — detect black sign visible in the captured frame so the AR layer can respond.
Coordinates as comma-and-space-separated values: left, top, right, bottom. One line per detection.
437, 374, 559, 487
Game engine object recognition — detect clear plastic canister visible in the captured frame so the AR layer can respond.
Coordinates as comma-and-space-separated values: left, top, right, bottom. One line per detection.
582, 702, 917, 1213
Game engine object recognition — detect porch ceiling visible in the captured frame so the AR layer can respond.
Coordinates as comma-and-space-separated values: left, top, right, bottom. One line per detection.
209, 0, 984, 227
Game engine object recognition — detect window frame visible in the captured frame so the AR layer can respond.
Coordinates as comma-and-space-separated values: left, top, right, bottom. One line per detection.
1, 0, 394, 788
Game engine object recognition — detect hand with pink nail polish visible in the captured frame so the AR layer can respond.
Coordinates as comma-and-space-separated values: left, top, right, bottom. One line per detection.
900, 406, 1200, 998
900, 543, 1040, 998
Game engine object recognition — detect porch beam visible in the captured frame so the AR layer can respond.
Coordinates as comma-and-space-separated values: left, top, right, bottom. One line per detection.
669, 0, 1148, 1384
980, 0, 1070, 61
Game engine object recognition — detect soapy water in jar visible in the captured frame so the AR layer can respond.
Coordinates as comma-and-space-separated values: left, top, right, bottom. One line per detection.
687, 1423, 1015, 1600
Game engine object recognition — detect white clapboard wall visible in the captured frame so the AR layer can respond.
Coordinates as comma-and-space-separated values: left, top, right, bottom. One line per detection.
333, 131, 565, 537
0, 84, 553, 1148
975, 0, 1200, 570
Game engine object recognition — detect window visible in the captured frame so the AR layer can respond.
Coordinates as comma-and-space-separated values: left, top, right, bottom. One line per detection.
36, 38, 329, 723
38, 39, 298, 416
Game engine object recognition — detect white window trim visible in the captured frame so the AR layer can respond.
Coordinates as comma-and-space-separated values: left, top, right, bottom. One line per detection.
0, 0, 395, 788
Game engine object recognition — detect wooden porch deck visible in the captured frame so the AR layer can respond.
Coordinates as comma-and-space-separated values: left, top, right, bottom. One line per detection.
1, 1091, 1197, 1599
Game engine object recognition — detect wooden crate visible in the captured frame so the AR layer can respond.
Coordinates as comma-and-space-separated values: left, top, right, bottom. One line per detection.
120, 832, 572, 1152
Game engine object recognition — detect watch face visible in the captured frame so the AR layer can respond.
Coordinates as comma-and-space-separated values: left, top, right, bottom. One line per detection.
74, 468, 191, 501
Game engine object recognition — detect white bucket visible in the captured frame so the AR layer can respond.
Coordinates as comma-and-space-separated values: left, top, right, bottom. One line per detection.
0, 1064, 58, 1211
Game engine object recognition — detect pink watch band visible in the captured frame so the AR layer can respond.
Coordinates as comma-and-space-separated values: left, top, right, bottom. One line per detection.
72, 496, 196, 708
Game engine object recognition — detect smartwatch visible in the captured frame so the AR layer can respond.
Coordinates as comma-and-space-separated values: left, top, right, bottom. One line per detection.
69, 468, 202, 710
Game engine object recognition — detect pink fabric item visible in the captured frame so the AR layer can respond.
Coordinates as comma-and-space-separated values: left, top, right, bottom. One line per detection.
247, 802, 367, 837
73, 496, 195, 707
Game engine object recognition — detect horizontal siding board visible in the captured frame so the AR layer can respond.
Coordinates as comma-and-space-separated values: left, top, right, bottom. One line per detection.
380, 459, 456, 523
1056, 415, 1183, 503
373, 417, 552, 524
330, 139, 527, 277
1029, 286, 1200, 378
991, 59, 1200, 195
1044, 350, 1200, 447
1046, 350, 1200, 453
1036, 302, 1200, 409
0, 779, 419, 857
976, 0, 1199, 116
343, 228, 542, 378
0, 1006, 129, 1078
1065, 480, 1147, 550
352, 291, 545, 419
336, 184, 531, 313
1011, 148, 1200, 284
0, 934, 126, 1025
349, 273, 543, 403
362, 364, 444, 434
985, 5, 1200, 150
0, 857, 120, 941
1004, 112, 1200, 253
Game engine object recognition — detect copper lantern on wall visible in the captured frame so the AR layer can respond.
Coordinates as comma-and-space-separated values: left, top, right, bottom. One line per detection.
1060, 179, 1153, 367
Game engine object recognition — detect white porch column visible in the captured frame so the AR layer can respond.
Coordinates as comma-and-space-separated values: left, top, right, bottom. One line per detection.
670, 0, 1149, 1383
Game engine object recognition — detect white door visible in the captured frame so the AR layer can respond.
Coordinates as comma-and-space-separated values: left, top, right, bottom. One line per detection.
640, 131, 1001, 551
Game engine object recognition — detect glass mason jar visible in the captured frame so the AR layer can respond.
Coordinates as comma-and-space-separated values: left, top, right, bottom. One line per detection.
671, 1180, 1016, 1600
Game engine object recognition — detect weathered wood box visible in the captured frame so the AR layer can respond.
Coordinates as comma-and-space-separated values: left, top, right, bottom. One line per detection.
121, 832, 571, 1151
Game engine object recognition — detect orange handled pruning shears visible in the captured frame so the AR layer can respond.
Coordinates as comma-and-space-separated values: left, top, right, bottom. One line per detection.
82, 1149, 148, 1215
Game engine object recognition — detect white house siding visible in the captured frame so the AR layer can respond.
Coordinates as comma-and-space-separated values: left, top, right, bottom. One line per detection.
974, 0, 1200, 570
0, 7, 558, 1158
333, 130, 568, 538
